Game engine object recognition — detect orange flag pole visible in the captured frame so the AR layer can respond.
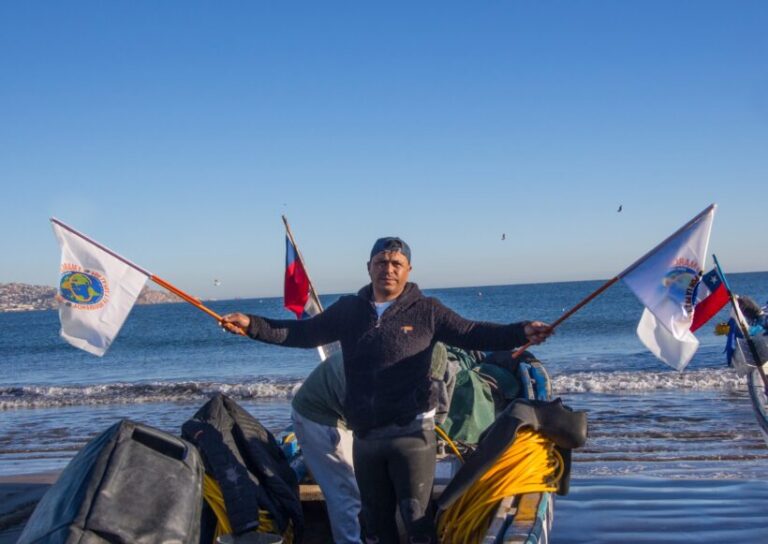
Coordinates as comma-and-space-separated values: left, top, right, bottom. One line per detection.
50, 218, 245, 335
512, 277, 619, 358
147, 275, 244, 335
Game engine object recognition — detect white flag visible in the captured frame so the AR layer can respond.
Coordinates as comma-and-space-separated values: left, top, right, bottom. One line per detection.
621, 204, 716, 370
52, 221, 149, 356
635, 309, 700, 371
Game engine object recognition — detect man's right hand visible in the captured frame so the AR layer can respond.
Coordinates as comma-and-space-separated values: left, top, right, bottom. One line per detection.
524, 321, 553, 345
220, 313, 250, 334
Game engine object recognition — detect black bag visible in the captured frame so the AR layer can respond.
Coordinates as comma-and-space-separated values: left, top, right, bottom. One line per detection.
182, 394, 303, 541
18, 419, 204, 544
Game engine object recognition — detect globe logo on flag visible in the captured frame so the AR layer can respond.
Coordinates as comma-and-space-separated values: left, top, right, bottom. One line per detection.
59, 271, 106, 306
662, 261, 700, 312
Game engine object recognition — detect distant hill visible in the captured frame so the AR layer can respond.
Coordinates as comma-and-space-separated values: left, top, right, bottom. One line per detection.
0, 282, 182, 313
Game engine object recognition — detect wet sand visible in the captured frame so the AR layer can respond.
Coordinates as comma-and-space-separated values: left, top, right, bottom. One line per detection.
0, 472, 58, 544
555, 476, 768, 543
3, 473, 768, 543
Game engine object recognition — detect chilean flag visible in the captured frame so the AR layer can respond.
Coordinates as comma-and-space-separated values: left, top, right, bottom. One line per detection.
690, 268, 729, 332
284, 235, 311, 319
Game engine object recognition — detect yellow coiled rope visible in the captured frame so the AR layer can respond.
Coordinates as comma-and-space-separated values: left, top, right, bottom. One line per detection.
435, 425, 464, 463
437, 429, 564, 544
202, 473, 293, 543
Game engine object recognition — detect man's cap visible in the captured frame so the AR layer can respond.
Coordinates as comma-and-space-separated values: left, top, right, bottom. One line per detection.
370, 237, 411, 263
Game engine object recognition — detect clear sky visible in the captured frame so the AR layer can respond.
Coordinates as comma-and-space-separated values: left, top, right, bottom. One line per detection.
2, 2, 766, 299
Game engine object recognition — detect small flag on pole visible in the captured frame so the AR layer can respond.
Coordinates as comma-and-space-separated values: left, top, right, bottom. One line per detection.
52, 220, 149, 356
282, 217, 339, 361
620, 204, 716, 371
284, 235, 312, 319
690, 268, 729, 332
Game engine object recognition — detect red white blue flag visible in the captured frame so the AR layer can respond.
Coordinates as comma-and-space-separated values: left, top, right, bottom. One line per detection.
690, 268, 729, 332
284, 235, 311, 319
283, 231, 338, 360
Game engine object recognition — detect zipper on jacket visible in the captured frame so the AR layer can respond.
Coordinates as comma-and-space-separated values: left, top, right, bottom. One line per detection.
369, 301, 383, 328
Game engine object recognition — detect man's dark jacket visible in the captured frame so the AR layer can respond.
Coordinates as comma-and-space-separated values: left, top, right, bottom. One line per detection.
247, 283, 529, 433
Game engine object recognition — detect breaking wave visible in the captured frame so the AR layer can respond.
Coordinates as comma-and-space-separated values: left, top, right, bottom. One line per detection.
1, 368, 748, 409
0, 379, 304, 409
551, 368, 746, 394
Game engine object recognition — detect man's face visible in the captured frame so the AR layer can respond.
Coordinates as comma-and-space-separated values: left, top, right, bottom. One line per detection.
368, 250, 411, 301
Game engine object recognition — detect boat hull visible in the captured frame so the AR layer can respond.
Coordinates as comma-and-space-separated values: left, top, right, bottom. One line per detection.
748, 366, 768, 447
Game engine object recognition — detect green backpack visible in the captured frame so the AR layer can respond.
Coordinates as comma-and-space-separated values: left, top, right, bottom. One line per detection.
441, 347, 522, 444
441, 348, 495, 444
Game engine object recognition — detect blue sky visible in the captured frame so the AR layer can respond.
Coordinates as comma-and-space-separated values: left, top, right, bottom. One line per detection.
2, 2, 766, 299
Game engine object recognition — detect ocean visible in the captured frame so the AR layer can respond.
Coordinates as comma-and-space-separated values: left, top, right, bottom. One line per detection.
2, 273, 768, 541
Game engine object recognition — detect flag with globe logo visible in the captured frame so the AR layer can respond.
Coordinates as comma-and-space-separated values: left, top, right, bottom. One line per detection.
52, 220, 149, 356
621, 205, 716, 371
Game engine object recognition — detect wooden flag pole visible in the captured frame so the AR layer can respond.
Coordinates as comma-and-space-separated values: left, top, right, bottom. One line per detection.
282, 215, 324, 312
50, 218, 245, 335
147, 275, 223, 320
512, 204, 716, 358
713, 255, 768, 391
512, 277, 619, 358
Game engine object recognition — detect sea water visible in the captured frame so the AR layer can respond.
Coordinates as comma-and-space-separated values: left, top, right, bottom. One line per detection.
2, 273, 768, 540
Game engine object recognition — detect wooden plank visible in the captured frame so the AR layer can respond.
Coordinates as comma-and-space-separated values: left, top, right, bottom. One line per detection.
482, 496, 516, 543
299, 484, 324, 502
301, 484, 452, 503
502, 493, 542, 543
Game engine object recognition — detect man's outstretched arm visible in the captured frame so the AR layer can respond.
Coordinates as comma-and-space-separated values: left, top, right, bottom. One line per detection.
221, 304, 343, 348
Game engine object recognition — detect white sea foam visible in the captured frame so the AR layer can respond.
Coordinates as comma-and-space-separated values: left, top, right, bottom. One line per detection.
552, 368, 745, 394
0, 379, 304, 409
1, 368, 747, 409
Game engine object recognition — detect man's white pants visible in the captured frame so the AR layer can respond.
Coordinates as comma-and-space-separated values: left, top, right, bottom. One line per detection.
291, 410, 361, 543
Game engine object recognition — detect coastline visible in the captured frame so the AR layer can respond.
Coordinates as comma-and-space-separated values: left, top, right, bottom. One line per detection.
0, 282, 182, 313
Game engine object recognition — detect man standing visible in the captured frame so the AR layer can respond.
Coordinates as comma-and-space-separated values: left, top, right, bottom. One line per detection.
222, 237, 552, 543
290, 351, 361, 543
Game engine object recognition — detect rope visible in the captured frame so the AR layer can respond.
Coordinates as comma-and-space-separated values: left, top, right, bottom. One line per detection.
436, 429, 564, 544
202, 473, 292, 543
435, 425, 464, 463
